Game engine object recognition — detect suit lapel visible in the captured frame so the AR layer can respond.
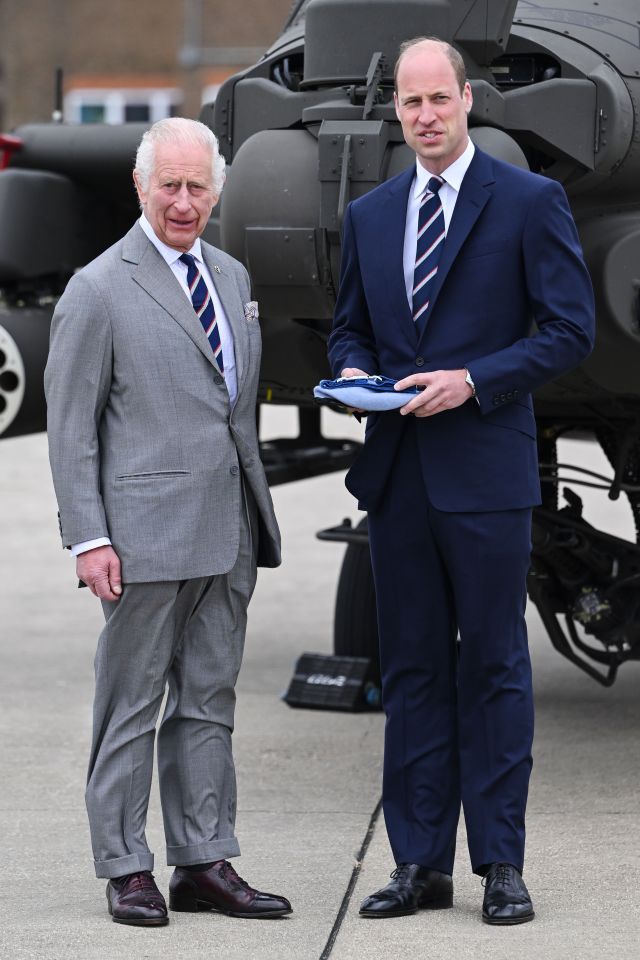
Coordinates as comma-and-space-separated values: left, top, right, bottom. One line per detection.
379, 167, 418, 348
418, 149, 495, 336
201, 244, 249, 390
125, 226, 223, 373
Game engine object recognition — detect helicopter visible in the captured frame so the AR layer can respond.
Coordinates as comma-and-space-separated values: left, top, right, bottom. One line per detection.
1, 0, 640, 687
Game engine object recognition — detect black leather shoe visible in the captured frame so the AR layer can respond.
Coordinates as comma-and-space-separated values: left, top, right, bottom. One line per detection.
169, 860, 292, 918
359, 864, 453, 918
106, 871, 168, 926
482, 862, 534, 925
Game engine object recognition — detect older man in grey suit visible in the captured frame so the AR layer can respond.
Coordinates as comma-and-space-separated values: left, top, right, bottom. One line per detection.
44, 117, 292, 926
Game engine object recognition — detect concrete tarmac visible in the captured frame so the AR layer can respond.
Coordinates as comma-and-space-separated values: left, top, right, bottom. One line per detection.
1, 411, 639, 960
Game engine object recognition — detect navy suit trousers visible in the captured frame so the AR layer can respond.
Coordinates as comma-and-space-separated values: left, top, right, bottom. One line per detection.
367, 418, 534, 876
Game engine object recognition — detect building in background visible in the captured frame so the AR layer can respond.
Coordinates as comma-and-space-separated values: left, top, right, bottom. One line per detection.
0, 0, 293, 130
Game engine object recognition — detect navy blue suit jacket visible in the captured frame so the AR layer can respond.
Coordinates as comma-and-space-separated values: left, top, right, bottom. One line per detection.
328, 147, 595, 514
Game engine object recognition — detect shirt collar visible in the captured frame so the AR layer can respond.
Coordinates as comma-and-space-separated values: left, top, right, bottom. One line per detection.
139, 213, 203, 266
412, 137, 476, 199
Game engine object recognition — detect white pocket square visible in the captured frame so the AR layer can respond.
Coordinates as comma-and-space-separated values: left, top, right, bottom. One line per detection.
244, 301, 259, 322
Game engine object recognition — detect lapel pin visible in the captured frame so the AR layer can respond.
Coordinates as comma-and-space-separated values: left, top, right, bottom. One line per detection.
214, 265, 221, 274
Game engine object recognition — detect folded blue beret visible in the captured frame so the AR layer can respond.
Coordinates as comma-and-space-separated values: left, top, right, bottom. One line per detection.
313, 375, 421, 412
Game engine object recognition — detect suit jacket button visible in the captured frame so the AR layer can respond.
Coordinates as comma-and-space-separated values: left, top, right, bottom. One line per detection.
230, 465, 240, 477
214, 374, 224, 385
415, 357, 425, 367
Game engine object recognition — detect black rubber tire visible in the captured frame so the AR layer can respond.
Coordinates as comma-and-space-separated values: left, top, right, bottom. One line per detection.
333, 517, 381, 687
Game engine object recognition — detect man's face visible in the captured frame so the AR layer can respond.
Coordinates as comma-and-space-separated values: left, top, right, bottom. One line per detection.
134, 141, 218, 252
394, 43, 472, 175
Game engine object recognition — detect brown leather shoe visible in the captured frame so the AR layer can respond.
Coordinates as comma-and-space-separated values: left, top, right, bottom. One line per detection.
169, 860, 292, 918
106, 871, 169, 926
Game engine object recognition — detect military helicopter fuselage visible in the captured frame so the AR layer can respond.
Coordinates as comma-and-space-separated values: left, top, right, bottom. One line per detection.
1, 0, 640, 685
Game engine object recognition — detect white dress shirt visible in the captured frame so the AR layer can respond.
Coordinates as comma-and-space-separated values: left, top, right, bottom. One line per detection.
72, 215, 238, 557
403, 138, 475, 305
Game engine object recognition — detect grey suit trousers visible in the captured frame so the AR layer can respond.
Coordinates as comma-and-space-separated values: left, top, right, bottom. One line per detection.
86, 491, 257, 879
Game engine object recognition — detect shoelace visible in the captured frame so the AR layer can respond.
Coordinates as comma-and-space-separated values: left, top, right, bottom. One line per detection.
118, 871, 162, 903
389, 864, 414, 883
482, 863, 512, 888
219, 861, 252, 892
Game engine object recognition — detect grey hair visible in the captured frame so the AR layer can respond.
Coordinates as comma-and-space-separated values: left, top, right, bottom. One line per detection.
134, 116, 226, 196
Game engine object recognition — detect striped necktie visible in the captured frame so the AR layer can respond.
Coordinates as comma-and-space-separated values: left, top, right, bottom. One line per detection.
179, 252, 224, 373
412, 175, 445, 334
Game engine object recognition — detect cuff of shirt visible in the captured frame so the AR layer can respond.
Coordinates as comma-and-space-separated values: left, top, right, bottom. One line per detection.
71, 537, 112, 557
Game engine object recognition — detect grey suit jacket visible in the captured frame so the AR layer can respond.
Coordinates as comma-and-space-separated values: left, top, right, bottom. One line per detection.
45, 223, 281, 582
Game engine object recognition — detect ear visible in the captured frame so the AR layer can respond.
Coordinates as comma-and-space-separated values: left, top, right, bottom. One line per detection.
463, 81, 473, 114
393, 91, 401, 121
133, 170, 146, 206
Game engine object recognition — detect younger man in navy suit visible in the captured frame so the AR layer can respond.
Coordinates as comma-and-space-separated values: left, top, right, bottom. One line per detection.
329, 37, 594, 924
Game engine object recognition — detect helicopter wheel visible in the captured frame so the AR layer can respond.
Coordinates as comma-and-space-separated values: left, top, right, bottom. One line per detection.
333, 517, 381, 688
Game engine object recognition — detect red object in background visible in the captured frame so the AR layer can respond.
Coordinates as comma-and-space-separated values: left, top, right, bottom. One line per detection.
0, 134, 23, 170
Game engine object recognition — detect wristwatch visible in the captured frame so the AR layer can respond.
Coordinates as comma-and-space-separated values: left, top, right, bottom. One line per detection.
464, 368, 476, 398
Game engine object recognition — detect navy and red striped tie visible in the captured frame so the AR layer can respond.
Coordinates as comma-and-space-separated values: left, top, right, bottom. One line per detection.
412, 175, 445, 335
179, 253, 224, 372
